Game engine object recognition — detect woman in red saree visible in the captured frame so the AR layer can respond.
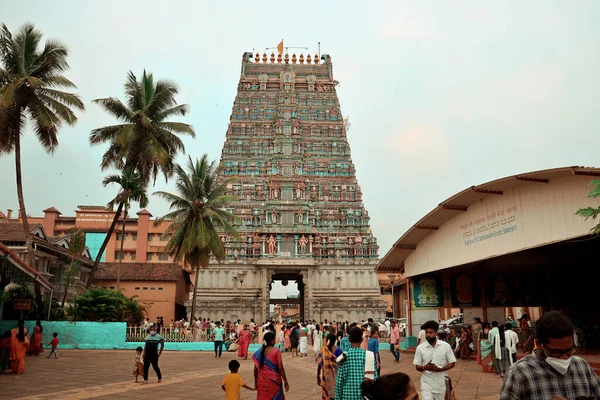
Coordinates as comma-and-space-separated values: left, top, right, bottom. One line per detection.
284, 326, 291, 352
238, 324, 252, 360
10, 320, 29, 374
28, 320, 43, 356
253, 332, 289, 400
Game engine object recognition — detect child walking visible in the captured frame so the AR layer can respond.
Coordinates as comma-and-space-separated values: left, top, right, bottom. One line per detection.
221, 360, 255, 400
47, 332, 59, 359
132, 346, 144, 382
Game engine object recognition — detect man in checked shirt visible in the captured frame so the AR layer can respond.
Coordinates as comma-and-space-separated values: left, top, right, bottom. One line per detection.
501, 311, 600, 400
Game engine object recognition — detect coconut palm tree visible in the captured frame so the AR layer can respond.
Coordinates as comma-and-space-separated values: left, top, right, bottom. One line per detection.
0, 23, 84, 316
86, 168, 149, 288
87, 71, 193, 285
89, 70, 195, 185
154, 155, 238, 321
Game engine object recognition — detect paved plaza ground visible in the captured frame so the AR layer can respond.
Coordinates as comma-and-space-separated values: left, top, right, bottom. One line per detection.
0, 348, 503, 400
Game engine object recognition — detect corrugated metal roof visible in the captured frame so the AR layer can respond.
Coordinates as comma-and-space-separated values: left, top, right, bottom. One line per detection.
378, 166, 600, 271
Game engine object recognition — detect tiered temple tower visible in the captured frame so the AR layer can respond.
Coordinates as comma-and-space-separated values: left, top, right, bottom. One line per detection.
191, 50, 385, 322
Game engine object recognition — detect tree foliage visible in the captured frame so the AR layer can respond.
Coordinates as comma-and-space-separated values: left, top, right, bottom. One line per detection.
154, 155, 238, 319
576, 179, 600, 235
67, 287, 144, 324
90, 70, 195, 185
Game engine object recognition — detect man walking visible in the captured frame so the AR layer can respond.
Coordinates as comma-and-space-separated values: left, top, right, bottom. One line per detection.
501, 311, 600, 399
413, 320, 456, 400
389, 321, 400, 363
335, 327, 377, 400
213, 320, 225, 358
143, 325, 164, 384
504, 322, 519, 363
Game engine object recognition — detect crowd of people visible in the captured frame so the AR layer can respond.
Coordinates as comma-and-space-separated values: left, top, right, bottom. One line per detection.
0, 320, 59, 375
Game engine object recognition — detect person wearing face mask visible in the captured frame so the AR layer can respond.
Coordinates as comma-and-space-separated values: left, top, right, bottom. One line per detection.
500, 311, 600, 400
142, 325, 164, 384
413, 320, 456, 400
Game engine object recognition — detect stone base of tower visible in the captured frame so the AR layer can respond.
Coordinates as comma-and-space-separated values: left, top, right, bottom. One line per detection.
185, 258, 386, 323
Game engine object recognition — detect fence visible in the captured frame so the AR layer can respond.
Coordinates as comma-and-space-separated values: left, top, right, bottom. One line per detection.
127, 326, 200, 342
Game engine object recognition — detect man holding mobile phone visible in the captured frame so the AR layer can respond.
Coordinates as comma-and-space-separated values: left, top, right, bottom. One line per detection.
413, 320, 456, 400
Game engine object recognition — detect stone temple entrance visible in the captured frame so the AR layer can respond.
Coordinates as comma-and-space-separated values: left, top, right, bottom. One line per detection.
269, 272, 304, 321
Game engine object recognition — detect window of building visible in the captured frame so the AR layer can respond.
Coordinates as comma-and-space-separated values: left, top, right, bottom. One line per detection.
116, 252, 125, 260
150, 287, 156, 291
147, 234, 153, 242
132, 234, 137, 241
134, 287, 141, 291
142, 287, 148, 290
109, 286, 115, 290
147, 253, 153, 261
158, 253, 169, 261
158, 287, 164, 291
130, 253, 136, 261
85, 232, 107, 262
116, 233, 124, 241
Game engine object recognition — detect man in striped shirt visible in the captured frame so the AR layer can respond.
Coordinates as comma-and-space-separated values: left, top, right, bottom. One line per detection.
143, 325, 164, 384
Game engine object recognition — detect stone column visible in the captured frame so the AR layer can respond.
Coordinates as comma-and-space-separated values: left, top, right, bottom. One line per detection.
309, 236, 313, 255
294, 235, 299, 258
276, 235, 281, 255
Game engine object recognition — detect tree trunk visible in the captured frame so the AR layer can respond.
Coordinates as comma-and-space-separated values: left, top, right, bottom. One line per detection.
117, 207, 127, 289
61, 256, 75, 308
189, 263, 200, 322
86, 202, 124, 288
14, 126, 45, 319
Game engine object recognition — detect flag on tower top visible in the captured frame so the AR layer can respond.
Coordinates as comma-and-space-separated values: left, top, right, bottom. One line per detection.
277, 40, 283, 55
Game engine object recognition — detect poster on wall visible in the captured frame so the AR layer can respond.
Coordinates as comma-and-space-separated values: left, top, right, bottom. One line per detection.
411, 275, 444, 308
486, 272, 515, 307
450, 272, 480, 307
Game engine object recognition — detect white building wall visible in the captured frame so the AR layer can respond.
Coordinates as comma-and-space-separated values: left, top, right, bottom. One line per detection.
405, 175, 599, 277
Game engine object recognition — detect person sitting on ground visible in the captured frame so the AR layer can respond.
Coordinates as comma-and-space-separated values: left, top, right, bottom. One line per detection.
501, 311, 600, 400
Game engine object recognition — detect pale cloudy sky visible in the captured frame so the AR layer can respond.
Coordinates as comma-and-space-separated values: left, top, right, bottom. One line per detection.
2, 0, 599, 263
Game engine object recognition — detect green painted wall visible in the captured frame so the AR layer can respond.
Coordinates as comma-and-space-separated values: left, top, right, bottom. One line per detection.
0, 321, 262, 352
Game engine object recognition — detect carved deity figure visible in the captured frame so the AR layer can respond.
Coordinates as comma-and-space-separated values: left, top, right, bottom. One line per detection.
267, 235, 277, 256
294, 162, 299, 175
297, 209, 304, 223
299, 235, 308, 254
295, 185, 302, 199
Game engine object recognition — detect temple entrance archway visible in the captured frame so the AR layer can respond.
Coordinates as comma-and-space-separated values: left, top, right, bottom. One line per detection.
269, 271, 304, 321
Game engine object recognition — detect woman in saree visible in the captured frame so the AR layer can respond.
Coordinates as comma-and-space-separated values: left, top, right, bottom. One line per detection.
290, 324, 299, 357
316, 333, 342, 400
10, 320, 29, 374
284, 325, 291, 352
472, 318, 482, 355
458, 328, 470, 359
238, 323, 252, 360
28, 320, 43, 356
478, 328, 494, 373
519, 314, 533, 353
253, 332, 289, 400
313, 324, 323, 357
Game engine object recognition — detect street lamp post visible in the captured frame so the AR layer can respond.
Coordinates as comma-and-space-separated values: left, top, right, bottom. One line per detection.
238, 271, 247, 321
388, 274, 397, 319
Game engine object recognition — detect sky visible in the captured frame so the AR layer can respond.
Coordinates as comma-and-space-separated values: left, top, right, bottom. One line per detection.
1, 1, 600, 298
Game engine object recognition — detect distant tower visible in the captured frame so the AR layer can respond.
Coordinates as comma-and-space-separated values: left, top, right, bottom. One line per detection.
191, 50, 384, 322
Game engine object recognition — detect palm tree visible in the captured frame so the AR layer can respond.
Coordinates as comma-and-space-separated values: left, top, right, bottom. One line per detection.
89, 70, 195, 185
86, 168, 149, 288
0, 23, 84, 316
154, 155, 238, 321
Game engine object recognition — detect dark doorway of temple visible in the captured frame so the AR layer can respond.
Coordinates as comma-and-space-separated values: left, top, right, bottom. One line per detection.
269, 272, 303, 321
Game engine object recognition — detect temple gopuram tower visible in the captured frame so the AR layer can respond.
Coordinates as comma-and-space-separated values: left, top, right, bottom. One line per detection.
191, 50, 385, 322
